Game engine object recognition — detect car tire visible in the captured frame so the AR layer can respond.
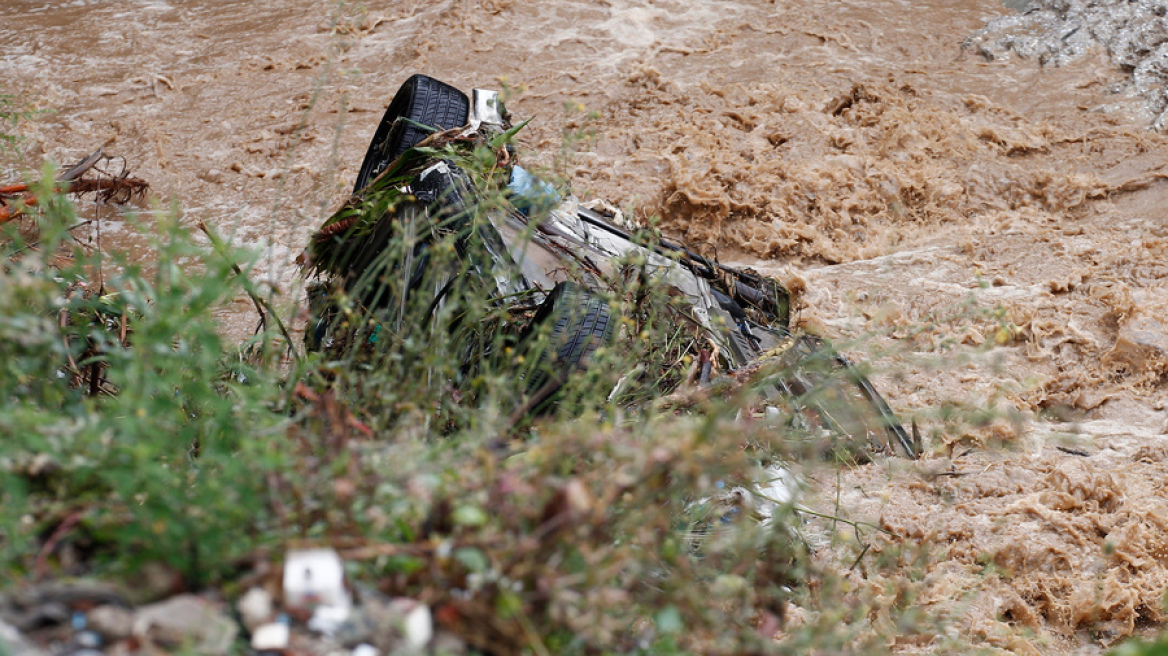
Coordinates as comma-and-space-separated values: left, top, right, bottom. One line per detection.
520, 282, 615, 402
353, 74, 470, 193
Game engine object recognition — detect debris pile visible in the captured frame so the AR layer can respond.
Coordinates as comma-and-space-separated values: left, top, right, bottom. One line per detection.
0, 550, 450, 656
0, 149, 148, 225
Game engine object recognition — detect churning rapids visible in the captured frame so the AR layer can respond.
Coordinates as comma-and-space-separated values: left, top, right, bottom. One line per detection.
6, 0, 1168, 652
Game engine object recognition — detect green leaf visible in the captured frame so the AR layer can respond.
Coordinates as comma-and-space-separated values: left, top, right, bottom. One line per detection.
656, 606, 683, 634
495, 590, 522, 620
453, 547, 489, 573
489, 118, 532, 150
452, 504, 488, 527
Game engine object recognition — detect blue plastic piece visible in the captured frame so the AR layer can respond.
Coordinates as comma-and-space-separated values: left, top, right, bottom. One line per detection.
507, 166, 561, 216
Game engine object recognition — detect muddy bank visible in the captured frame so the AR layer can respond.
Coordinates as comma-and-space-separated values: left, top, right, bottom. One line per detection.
5, 0, 1168, 652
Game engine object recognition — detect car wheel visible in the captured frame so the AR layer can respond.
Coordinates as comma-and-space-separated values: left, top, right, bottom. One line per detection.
352, 74, 470, 193
519, 282, 615, 405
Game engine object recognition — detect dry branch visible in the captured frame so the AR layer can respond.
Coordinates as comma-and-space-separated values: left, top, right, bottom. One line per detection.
0, 149, 149, 226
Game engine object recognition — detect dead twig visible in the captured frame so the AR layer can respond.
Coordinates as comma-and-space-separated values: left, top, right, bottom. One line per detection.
0, 149, 148, 226
506, 375, 567, 428
197, 221, 301, 363
68, 175, 149, 204
849, 543, 871, 570
33, 509, 87, 580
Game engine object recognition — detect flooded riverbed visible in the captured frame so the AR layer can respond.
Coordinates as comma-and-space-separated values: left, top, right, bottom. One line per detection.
4, 0, 1168, 652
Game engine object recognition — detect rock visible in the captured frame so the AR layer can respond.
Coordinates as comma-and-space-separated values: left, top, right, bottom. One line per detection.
87, 605, 134, 641
133, 594, 238, 656
0, 618, 48, 656
250, 622, 289, 651
1106, 314, 1168, 373
429, 631, 467, 655
335, 597, 431, 651
333, 609, 374, 647
121, 562, 184, 605
8, 601, 69, 631
7, 580, 127, 611
236, 588, 273, 632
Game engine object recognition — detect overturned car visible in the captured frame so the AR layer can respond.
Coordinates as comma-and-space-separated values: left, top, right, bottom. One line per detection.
301, 74, 918, 461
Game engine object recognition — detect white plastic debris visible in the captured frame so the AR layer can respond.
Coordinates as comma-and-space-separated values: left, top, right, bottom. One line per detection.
283, 548, 350, 610
689, 464, 801, 530
758, 464, 800, 508
284, 548, 352, 637
307, 603, 351, 636
580, 198, 635, 231
388, 599, 432, 649
250, 622, 290, 651
351, 644, 379, 656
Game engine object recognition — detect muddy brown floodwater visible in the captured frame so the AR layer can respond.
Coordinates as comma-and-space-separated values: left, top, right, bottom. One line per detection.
5, 0, 1168, 652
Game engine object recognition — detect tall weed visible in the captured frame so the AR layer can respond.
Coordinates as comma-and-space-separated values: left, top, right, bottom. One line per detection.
0, 174, 287, 584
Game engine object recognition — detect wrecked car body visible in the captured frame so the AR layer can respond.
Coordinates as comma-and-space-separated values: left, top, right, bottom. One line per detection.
302, 74, 918, 461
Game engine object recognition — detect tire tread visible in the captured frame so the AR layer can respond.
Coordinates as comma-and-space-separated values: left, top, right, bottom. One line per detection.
521, 283, 615, 398
353, 75, 469, 192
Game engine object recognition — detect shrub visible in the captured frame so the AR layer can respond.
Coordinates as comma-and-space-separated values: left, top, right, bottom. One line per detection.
0, 175, 288, 584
